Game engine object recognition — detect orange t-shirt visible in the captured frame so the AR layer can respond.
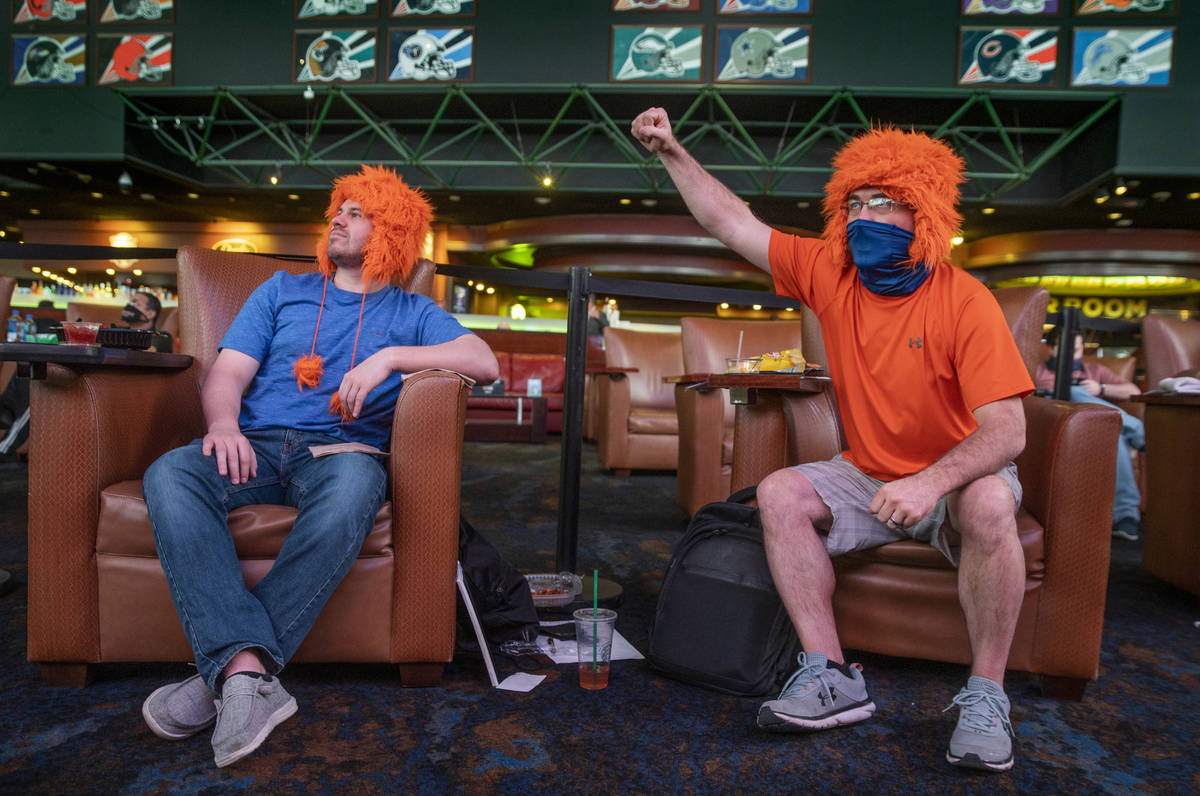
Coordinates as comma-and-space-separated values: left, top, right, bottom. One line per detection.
769, 230, 1034, 481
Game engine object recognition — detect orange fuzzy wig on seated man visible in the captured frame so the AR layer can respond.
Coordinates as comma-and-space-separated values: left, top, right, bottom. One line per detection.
294, 165, 434, 420
820, 127, 966, 273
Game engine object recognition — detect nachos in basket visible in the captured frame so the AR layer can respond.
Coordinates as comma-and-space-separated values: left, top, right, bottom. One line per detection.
758, 348, 807, 372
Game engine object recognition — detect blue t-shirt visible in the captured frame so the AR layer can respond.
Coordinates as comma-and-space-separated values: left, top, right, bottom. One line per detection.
219, 271, 471, 449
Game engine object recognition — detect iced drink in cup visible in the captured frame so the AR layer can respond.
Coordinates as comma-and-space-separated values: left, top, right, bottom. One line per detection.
574, 607, 617, 690
61, 321, 102, 346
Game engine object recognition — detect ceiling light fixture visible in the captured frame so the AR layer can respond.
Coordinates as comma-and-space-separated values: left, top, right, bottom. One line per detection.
1113, 178, 1127, 196
981, 207, 995, 215
149, 117, 159, 130
270, 164, 280, 186
1187, 191, 1200, 201
303, 85, 315, 101
1094, 188, 1110, 205
117, 171, 133, 193
1115, 218, 1133, 227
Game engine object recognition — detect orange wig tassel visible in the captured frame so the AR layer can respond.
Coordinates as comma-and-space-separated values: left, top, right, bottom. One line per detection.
293, 354, 324, 390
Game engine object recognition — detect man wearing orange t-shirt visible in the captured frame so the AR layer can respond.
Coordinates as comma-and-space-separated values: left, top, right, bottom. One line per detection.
632, 108, 1032, 772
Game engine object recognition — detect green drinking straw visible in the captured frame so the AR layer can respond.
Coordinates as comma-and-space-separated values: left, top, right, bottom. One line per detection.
592, 568, 599, 671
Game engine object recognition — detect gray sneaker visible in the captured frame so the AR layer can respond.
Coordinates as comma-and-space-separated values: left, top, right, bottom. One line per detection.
756, 651, 876, 731
944, 675, 1015, 772
211, 673, 298, 768
142, 674, 217, 740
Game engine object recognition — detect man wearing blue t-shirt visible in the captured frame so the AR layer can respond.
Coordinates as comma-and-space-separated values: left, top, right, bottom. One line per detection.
140, 166, 498, 768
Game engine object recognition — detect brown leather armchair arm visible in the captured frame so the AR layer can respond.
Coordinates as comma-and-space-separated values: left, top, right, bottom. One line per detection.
730, 390, 844, 494
674, 383, 728, 512
27, 366, 205, 663
386, 368, 471, 664
595, 373, 631, 468
1016, 395, 1121, 679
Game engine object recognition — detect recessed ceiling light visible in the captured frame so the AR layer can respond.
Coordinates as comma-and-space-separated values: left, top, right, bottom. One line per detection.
287, 193, 300, 201
534, 196, 551, 205
28, 208, 40, 215
1187, 192, 1200, 200
448, 194, 461, 202
0, 190, 9, 197
90, 192, 103, 199
1115, 219, 1133, 227
795, 201, 810, 209
1106, 212, 1122, 220
187, 192, 199, 199
981, 207, 995, 215
641, 198, 658, 208
619, 198, 632, 206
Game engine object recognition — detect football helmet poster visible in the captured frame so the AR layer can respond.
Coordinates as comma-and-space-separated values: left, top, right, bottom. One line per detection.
96, 33, 171, 85
12, 33, 84, 85
296, 0, 379, 19
1070, 27, 1172, 86
958, 27, 1057, 85
12, 0, 86, 23
611, 25, 703, 81
714, 26, 808, 83
295, 29, 377, 83
717, 0, 811, 13
97, 0, 172, 23
387, 27, 471, 81
391, 0, 474, 16
962, 0, 1059, 14
612, 0, 700, 10
1073, 0, 1173, 14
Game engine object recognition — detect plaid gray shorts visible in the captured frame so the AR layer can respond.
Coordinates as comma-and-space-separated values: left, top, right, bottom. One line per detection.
787, 454, 1022, 567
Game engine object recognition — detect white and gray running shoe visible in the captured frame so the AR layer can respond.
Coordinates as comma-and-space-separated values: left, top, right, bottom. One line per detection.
944, 675, 1016, 772
756, 651, 876, 732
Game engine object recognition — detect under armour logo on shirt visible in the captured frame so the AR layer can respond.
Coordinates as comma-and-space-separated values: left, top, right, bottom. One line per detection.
909, 337, 922, 349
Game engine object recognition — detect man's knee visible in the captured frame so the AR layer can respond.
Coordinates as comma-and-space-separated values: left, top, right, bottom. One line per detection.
757, 468, 827, 530
950, 475, 1017, 541
310, 453, 386, 504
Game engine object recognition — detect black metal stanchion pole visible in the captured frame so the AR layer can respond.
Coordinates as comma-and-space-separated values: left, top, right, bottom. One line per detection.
1053, 305, 1079, 401
556, 266, 589, 573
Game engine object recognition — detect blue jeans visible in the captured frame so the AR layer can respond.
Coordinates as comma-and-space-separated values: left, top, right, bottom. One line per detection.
143, 427, 386, 690
1068, 387, 1144, 524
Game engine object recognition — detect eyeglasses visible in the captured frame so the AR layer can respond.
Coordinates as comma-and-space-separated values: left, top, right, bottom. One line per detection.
843, 197, 909, 218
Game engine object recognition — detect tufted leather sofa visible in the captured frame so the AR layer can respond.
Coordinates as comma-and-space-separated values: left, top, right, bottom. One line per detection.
674, 315, 821, 516
727, 286, 1122, 698
26, 246, 471, 686
594, 326, 682, 474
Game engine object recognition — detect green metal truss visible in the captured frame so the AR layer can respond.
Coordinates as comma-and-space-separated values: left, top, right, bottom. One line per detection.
115, 83, 1121, 203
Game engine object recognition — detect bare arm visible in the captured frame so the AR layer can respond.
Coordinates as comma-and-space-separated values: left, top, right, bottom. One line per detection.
869, 396, 1026, 528
337, 333, 500, 418
201, 348, 261, 484
631, 106, 773, 272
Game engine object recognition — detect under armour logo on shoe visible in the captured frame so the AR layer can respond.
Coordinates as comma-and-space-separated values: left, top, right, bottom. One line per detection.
909, 337, 922, 349
819, 688, 839, 707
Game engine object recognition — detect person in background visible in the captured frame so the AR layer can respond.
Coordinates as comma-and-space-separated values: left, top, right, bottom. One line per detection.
1034, 327, 1144, 541
587, 296, 610, 337
139, 165, 497, 768
115, 290, 173, 353
633, 107, 1032, 772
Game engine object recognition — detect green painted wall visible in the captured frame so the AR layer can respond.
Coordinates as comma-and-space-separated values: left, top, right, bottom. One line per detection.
0, 0, 1196, 171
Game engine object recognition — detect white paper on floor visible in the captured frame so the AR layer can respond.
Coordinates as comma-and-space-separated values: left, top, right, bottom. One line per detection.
536, 620, 645, 666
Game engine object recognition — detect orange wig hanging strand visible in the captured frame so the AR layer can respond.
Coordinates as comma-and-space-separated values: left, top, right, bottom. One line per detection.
327, 289, 368, 423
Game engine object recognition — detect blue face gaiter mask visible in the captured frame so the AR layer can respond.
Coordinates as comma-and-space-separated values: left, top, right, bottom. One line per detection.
846, 218, 931, 297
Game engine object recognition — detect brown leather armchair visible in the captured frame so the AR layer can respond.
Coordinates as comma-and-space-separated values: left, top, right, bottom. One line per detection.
26, 245, 468, 687
1141, 314, 1200, 388
594, 327, 682, 474
728, 286, 1122, 698
674, 315, 820, 516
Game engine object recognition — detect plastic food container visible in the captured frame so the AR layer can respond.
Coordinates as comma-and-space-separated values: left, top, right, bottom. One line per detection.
724, 356, 761, 374
525, 572, 584, 608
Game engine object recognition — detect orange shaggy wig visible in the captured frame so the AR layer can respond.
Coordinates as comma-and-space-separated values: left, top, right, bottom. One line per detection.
821, 127, 965, 271
315, 164, 433, 285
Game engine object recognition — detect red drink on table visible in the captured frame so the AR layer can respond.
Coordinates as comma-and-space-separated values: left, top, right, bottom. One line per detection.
579, 662, 610, 690
62, 321, 101, 346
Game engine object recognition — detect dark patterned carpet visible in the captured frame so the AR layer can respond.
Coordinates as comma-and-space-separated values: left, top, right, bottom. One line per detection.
1, 441, 1198, 795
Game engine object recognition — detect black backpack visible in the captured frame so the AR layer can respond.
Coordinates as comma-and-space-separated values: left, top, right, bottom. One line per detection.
457, 516, 540, 646
648, 487, 802, 697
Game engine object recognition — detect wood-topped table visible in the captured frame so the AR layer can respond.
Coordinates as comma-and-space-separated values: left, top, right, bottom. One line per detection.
0, 342, 192, 380
666, 369, 831, 405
